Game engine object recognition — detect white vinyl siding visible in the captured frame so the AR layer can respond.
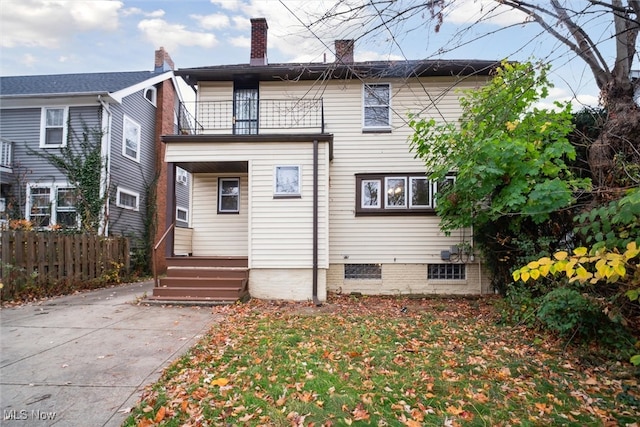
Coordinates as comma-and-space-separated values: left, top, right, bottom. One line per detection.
259, 78, 480, 265
191, 173, 249, 257
171, 76, 484, 269
168, 141, 330, 269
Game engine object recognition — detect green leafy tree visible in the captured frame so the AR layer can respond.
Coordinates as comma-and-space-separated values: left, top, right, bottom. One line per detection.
409, 61, 591, 234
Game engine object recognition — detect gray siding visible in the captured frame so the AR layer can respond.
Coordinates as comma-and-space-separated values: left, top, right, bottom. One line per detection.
107, 89, 157, 242
175, 168, 190, 227
0, 105, 101, 217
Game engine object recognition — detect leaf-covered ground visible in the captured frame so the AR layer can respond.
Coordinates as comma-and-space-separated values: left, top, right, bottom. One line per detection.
125, 295, 640, 426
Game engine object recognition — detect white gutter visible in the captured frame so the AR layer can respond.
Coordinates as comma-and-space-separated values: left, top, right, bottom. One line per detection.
97, 95, 112, 236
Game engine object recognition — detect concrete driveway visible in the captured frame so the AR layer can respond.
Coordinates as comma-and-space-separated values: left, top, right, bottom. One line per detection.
0, 281, 220, 427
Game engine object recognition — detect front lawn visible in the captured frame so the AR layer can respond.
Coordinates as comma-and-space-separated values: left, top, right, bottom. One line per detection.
125, 295, 639, 426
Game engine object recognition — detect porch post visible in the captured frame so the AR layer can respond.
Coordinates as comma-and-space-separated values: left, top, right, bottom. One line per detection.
165, 162, 176, 258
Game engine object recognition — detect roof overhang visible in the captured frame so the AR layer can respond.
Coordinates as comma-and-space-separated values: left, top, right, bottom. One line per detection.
176, 60, 500, 86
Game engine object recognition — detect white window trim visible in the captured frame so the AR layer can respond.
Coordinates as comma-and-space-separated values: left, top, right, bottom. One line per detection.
218, 177, 240, 213
176, 167, 188, 185
122, 115, 141, 162
385, 176, 407, 209
116, 187, 140, 211
25, 182, 79, 228
409, 176, 432, 209
433, 175, 456, 208
40, 107, 69, 148
176, 206, 189, 222
274, 165, 301, 197
362, 83, 391, 131
361, 179, 381, 209
143, 87, 157, 107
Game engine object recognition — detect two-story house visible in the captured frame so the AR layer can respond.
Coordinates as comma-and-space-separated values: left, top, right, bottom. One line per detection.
152, 18, 498, 303
0, 48, 189, 270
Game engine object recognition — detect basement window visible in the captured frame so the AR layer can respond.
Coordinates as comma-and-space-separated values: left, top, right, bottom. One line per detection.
428, 264, 466, 280
345, 264, 382, 280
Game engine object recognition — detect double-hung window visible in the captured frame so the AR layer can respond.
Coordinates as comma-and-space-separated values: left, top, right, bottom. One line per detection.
363, 83, 391, 131
218, 178, 240, 213
40, 107, 68, 147
27, 184, 78, 228
122, 115, 141, 162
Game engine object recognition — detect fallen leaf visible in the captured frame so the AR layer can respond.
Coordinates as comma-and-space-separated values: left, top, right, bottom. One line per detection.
154, 406, 166, 423
210, 377, 229, 386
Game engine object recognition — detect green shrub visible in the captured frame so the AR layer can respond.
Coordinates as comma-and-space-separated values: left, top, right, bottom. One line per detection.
536, 288, 603, 337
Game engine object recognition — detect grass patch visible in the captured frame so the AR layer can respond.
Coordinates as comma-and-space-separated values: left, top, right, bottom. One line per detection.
125, 295, 639, 426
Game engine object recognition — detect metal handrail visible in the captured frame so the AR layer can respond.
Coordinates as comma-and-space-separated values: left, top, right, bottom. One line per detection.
152, 222, 175, 287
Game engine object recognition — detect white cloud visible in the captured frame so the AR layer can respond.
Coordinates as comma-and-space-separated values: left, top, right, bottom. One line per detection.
210, 0, 242, 11
138, 19, 218, 51
444, 0, 528, 26
191, 13, 230, 30
229, 36, 250, 48
0, 0, 122, 48
20, 53, 38, 67
122, 7, 164, 18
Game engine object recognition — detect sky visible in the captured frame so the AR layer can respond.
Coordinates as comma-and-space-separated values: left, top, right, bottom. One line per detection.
0, 0, 631, 110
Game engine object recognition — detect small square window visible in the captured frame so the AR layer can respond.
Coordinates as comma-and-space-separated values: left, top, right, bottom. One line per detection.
116, 187, 139, 211
176, 167, 188, 185
274, 165, 301, 197
218, 178, 240, 213
176, 206, 188, 222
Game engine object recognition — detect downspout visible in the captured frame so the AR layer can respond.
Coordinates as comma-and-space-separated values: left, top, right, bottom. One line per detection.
97, 95, 111, 236
312, 138, 321, 306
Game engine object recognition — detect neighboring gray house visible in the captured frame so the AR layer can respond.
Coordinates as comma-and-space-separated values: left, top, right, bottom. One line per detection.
0, 48, 190, 254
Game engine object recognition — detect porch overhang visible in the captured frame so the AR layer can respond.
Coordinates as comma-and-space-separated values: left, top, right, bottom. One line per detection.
162, 133, 334, 174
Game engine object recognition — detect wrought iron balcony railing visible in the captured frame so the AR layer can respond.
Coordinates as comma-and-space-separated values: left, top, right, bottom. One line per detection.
176, 98, 324, 135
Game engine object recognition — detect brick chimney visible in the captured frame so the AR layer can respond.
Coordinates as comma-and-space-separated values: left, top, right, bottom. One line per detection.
250, 18, 268, 66
154, 47, 174, 72
335, 40, 354, 64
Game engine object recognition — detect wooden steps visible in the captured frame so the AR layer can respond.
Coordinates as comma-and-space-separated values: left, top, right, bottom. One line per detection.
148, 256, 248, 304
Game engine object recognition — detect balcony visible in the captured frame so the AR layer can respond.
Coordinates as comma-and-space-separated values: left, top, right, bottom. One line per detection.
0, 138, 13, 178
177, 98, 325, 136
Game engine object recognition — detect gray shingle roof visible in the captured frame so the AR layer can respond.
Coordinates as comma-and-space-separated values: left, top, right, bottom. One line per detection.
0, 71, 164, 96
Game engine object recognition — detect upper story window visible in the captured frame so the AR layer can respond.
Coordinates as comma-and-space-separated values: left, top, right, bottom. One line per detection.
355, 173, 455, 216
144, 87, 157, 106
122, 115, 141, 162
40, 107, 68, 148
363, 83, 391, 131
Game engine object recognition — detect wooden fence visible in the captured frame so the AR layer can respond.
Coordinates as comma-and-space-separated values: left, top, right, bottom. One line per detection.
0, 231, 130, 292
